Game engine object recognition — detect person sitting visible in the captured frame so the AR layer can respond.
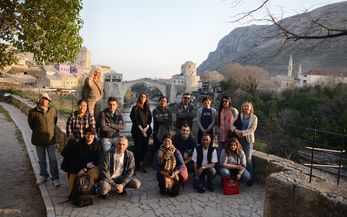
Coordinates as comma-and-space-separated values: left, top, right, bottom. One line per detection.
172, 124, 197, 173
153, 135, 184, 197
192, 133, 218, 192
99, 136, 141, 197
61, 127, 101, 196
219, 137, 251, 185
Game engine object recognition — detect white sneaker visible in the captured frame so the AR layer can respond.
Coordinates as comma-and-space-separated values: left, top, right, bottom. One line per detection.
37, 176, 50, 185
52, 179, 61, 187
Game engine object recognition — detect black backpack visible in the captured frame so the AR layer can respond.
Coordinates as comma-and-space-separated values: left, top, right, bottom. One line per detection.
71, 174, 95, 207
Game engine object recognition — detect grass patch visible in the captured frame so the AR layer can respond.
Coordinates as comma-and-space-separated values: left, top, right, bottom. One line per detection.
254, 140, 269, 153
15, 129, 25, 144
0, 105, 12, 122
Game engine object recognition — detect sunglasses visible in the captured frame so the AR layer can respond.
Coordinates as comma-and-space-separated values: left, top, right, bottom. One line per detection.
183, 97, 190, 99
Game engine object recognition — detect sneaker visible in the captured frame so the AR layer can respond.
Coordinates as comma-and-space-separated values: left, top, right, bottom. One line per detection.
37, 176, 50, 185
247, 180, 253, 187
52, 179, 61, 187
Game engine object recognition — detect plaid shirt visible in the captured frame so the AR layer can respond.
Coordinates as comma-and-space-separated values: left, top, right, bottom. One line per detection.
66, 111, 96, 142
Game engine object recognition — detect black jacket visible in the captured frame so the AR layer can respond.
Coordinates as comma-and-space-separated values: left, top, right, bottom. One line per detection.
61, 138, 101, 174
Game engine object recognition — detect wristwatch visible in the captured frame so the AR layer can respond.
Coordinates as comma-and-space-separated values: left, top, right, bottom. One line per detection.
202, 166, 205, 170
83, 168, 88, 173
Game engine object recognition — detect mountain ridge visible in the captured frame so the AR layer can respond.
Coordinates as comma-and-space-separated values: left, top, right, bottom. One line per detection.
197, 1, 347, 76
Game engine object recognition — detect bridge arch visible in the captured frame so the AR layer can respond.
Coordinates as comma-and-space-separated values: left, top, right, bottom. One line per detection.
121, 78, 167, 103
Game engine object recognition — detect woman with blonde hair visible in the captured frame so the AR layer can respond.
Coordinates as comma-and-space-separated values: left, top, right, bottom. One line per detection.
230, 101, 258, 185
82, 66, 104, 117
219, 137, 250, 183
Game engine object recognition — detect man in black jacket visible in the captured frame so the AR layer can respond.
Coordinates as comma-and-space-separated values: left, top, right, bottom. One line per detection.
99, 97, 124, 152
99, 136, 141, 196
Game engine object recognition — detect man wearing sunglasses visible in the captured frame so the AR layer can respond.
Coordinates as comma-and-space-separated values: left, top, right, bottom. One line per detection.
175, 93, 196, 132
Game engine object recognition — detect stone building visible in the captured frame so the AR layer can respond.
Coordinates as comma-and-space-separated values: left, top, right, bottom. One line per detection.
181, 61, 200, 93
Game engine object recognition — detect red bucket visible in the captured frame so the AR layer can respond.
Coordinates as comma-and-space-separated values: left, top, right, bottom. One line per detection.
223, 176, 240, 195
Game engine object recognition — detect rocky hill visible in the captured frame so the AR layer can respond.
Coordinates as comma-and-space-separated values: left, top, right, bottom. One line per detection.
197, 1, 347, 76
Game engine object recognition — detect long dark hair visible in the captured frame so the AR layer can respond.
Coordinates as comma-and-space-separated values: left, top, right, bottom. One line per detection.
217, 95, 231, 127
135, 92, 150, 114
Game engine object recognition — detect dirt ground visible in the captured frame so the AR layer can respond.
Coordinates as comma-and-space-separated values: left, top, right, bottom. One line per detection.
0, 111, 46, 217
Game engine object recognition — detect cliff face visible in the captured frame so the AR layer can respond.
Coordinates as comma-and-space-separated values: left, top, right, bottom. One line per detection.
197, 2, 347, 76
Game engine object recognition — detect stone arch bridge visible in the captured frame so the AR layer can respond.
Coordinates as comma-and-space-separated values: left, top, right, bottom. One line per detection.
104, 77, 169, 104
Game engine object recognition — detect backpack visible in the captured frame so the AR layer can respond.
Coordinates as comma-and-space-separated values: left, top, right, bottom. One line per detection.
71, 174, 95, 207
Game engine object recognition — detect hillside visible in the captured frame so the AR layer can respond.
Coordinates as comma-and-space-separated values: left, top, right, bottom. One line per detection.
197, 1, 347, 76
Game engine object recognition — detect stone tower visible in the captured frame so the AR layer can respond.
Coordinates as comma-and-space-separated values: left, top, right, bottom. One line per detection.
76, 47, 92, 69
181, 61, 200, 93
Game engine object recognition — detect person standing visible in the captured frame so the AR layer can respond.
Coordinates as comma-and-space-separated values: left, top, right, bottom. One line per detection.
66, 99, 96, 143
82, 66, 104, 117
196, 96, 217, 145
99, 97, 125, 152
217, 96, 238, 154
28, 93, 60, 187
130, 92, 152, 173
231, 101, 258, 185
152, 96, 172, 157
175, 93, 196, 131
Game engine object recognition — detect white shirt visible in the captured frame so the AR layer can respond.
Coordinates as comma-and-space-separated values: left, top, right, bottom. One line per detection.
192, 147, 218, 167
111, 153, 124, 178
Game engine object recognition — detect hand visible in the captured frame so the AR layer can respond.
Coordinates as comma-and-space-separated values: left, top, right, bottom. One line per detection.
86, 162, 95, 168
143, 132, 147, 137
234, 129, 242, 137
237, 173, 241, 180
115, 184, 124, 193
77, 169, 85, 176
237, 165, 244, 170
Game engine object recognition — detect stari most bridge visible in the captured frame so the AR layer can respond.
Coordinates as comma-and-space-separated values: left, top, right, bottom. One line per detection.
104, 76, 169, 104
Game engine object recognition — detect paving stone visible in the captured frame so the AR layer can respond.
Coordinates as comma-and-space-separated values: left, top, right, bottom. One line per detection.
2, 102, 266, 217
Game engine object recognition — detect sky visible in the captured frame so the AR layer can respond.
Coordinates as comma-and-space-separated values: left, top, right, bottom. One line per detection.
80, 0, 345, 80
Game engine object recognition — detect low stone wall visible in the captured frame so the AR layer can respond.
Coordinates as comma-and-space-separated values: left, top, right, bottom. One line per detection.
8, 94, 347, 217
253, 151, 347, 217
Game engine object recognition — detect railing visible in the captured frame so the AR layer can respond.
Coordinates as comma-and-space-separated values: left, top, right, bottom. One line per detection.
287, 122, 345, 185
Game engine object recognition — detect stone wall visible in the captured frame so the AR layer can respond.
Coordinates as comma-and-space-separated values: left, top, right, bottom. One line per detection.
253, 151, 347, 217
8, 94, 347, 217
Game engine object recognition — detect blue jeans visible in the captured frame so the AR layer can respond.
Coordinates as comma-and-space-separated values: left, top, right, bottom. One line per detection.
219, 167, 251, 183
240, 138, 254, 180
198, 167, 216, 189
101, 137, 118, 152
35, 144, 59, 180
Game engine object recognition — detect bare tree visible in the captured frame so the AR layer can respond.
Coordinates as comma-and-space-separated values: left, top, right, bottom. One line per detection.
230, 0, 347, 40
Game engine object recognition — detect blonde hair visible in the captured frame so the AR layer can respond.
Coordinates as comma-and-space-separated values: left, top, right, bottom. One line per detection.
88, 66, 103, 82
241, 101, 254, 114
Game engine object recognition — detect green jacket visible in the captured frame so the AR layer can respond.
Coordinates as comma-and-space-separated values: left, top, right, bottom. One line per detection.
28, 105, 57, 146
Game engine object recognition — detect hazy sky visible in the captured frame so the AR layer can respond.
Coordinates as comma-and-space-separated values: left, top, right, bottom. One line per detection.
80, 0, 344, 80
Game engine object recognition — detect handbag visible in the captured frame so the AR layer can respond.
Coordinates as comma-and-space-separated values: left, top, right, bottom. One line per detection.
178, 164, 189, 187
223, 176, 240, 195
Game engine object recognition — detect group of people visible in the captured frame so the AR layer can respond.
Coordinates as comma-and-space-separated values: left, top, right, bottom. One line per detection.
27, 67, 258, 198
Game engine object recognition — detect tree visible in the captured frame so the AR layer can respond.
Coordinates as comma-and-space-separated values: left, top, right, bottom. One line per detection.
230, 0, 347, 41
0, 0, 83, 68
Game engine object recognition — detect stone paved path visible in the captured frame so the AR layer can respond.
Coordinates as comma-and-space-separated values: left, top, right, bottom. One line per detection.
2, 102, 265, 217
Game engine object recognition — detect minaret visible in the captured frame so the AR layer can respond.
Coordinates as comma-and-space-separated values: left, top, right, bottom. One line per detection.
288, 54, 293, 78
297, 64, 302, 77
